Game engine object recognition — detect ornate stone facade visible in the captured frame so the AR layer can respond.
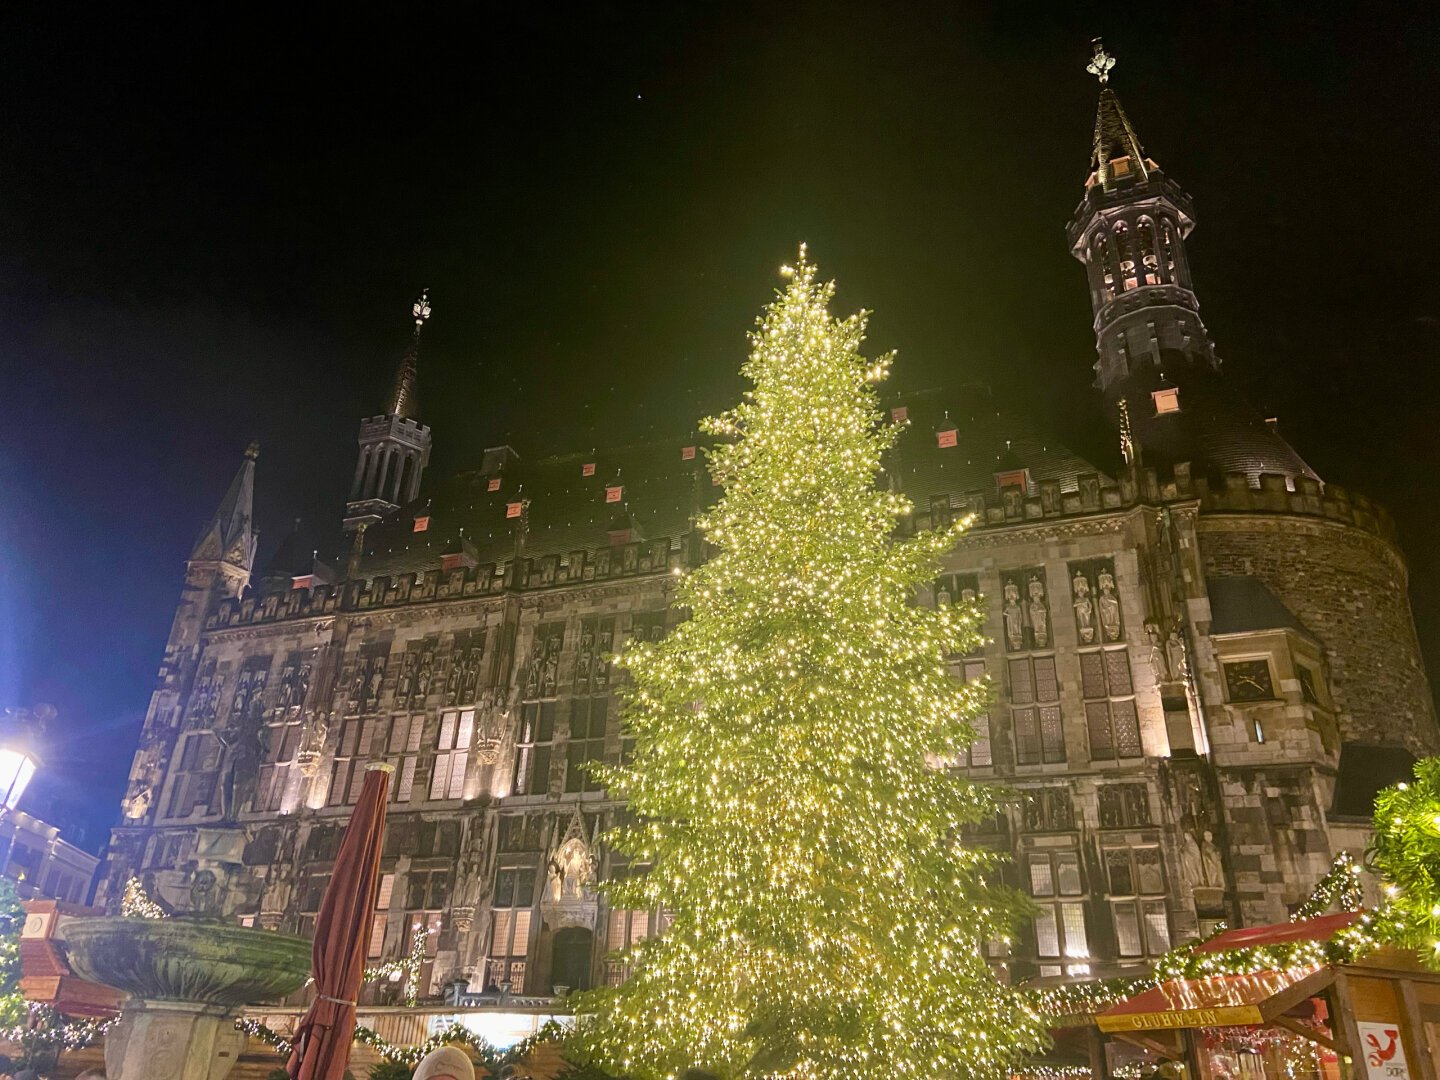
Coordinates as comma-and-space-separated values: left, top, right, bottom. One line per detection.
103, 76, 1436, 1000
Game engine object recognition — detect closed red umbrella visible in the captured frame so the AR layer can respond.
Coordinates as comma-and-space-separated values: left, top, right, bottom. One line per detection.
287, 761, 392, 1080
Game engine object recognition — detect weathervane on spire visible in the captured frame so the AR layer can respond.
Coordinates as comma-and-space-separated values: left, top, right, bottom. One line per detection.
412, 288, 432, 330
1087, 37, 1116, 84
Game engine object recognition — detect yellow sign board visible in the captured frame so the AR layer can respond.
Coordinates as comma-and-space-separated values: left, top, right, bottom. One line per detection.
1097, 1004, 1265, 1032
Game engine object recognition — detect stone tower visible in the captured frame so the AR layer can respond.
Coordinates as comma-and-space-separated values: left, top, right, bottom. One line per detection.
344, 290, 434, 533
1065, 42, 1312, 484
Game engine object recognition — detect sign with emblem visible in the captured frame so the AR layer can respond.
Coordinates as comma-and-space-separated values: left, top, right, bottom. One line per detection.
1359, 1022, 1410, 1080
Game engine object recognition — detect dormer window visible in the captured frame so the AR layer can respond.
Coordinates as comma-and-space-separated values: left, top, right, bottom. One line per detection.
1152, 387, 1180, 415
995, 469, 1030, 494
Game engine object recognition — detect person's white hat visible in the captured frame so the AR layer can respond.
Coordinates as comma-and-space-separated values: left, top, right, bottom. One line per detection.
413, 1045, 477, 1080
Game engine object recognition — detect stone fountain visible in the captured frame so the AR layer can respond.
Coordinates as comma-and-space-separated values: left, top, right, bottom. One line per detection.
58, 828, 312, 1080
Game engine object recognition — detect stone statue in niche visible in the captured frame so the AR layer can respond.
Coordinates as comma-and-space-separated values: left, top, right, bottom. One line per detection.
365, 662, 384, 713
960, 585, 976, 604
1097, 569, 1122, 642
395, 655, 415, 709
1072, 571, 1095, 644
1002, 486, 1024, 517
1027, 575, 1050, 648
1146, 622, 1170, 684
547, 836, 596, 901
214, 717, 266, 823
349, 657, 370, 713
414, 649, 435, 702
935, 580, 952, 607
1178, 771, 1224, 891
460, 647, 483, 705
1166, 628, 1189, 683
1002, 581, 1025, 652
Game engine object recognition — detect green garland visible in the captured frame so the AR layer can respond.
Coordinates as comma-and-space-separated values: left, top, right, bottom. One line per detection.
237, 1015, 568, 1070
1027, 853, 1374, 1025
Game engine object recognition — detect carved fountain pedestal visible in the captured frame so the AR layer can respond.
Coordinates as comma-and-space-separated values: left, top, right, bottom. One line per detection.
60, 917, 311, 1080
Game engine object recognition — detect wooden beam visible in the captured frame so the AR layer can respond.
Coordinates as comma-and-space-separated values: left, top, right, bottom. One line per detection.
1269, 1014, 1339, 1052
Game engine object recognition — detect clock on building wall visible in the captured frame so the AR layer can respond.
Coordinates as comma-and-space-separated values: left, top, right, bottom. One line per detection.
1223, 660, 1275, 703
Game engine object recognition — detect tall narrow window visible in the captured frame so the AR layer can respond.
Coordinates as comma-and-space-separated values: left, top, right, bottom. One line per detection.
1105, 846, 1170, 957
954, 658, 993, 767
385, 714, 424, 802
1080, 649, 1142, 761
488, 865, 537, 991
368, 872, 395, 958
165, 732, 223, 818
566, 697, 609, 794
429, 709, 474, 801
328, 719, 364, 806
1114, 224, 1136, 291
1028, 850, 1088, 973
1161, 220, 1178, 279
1137, 218, 1159, 285
1093, 233, 1115, 300
568, 616, 616, 793
256, 714, 304, 812
512, 702, 556, 797
1010, 655, 1065, 765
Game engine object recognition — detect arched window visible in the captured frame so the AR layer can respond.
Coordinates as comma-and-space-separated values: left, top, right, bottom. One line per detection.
1093, 232, 1115, 300
1137, 218, 1160, 285
1161, 220, 1178, 280
1113, 223, 1136, 292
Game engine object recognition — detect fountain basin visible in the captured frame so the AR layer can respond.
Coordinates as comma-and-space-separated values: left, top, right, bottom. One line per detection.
59, 916, 311, 1006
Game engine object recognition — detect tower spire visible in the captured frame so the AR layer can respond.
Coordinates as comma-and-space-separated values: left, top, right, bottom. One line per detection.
386, 288, 431, 420
1085, 39, 1149, 191
345, 292, 435, 533
189, 441, 258, 589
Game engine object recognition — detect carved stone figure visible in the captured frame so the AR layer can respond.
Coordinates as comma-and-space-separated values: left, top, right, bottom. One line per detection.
1146, 622, 1170, 684
414, 650, 434, 702
960, 586, 976, 604
350, 657, 371, 713
396, 655, 415, 708
1072, 571, 1095, 644
214, 720, 265, 822
935, 581, 952, 607
1002, 581, 1024, 651
188, 868, 219, 916
366, 664, 384, 713
548, 837, 595, 901
1166, 629, 1188, 683
1097, 569, 1121, 642
1027, 575, 1050, 648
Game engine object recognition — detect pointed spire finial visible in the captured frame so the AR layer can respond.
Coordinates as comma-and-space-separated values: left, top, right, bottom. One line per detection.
387, 289, 430, 419
245, 440, 260, 461
1087, 37, 1116, 84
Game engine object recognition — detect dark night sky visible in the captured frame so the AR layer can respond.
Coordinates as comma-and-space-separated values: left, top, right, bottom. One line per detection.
1, 4, 1437, 848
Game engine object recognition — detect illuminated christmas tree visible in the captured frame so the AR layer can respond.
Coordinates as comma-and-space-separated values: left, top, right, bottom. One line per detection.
570, 249, 1045, 1080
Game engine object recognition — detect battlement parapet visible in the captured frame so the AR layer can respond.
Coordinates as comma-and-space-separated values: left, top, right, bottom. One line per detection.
913, 462, 1396, 545
205, 535, 690, 630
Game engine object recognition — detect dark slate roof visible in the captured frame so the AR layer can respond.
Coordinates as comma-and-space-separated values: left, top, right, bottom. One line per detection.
1331, 743, 1416, 818
1129, 366, 1318, 486
1206, 575, 1311, 637
347, 384, 1103, 580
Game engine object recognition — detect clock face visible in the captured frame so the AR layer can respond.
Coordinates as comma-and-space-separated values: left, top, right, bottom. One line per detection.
1224, 660, 1275, 703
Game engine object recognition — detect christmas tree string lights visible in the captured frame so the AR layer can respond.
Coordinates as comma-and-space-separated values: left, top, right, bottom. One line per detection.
566, 248, 1045, 1080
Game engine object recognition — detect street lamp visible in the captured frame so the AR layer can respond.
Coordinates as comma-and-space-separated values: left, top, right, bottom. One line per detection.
0, 705, 47, 813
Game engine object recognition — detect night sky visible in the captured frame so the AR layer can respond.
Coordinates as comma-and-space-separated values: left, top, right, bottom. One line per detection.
2, 5, 1437, 848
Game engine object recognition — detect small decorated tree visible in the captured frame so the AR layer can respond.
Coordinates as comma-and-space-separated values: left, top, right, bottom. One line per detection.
569, 250, 1044, 1079
1371, 756, 1440, 963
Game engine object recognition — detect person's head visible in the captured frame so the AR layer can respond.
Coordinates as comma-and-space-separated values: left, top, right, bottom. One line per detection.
413, 1046, 476, 1080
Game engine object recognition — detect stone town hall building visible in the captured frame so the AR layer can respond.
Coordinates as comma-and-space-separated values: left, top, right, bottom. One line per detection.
105, 71, 1437, 1002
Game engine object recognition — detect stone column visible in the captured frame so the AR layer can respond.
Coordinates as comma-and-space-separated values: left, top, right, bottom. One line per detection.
104, 1001, 248, 1080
